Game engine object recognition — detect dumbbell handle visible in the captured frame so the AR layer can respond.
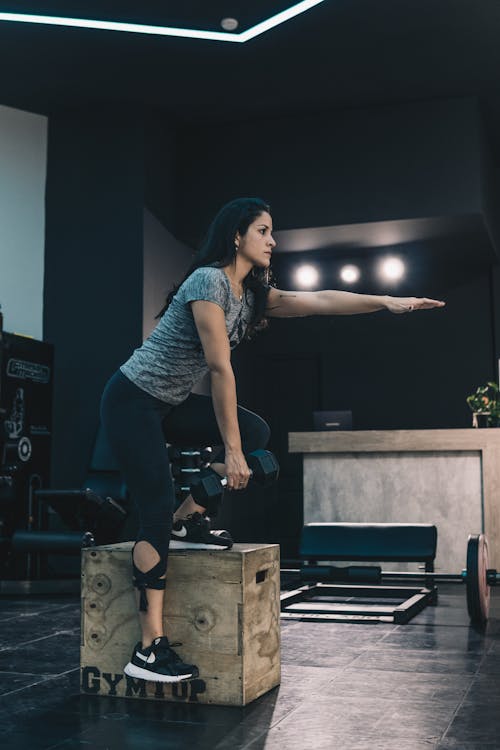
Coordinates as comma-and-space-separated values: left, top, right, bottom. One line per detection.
190, 449, 279, 505
220, 470, 254, 489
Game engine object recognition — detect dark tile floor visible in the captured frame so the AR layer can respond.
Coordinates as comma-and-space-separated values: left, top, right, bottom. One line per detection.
0, 585, 499, 750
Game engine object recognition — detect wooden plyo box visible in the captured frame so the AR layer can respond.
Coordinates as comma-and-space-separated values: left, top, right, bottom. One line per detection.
80, 542, 281, 706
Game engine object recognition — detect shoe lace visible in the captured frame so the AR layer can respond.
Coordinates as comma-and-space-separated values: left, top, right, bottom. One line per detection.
154, 639, 185, 664
185, 512, 207, 526
186, 511, 208, 529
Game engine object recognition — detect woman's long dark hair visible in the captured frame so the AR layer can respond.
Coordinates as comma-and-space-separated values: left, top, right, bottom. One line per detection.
157, 197, 276, 340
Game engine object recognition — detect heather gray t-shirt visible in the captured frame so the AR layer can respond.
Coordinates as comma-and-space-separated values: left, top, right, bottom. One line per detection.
121, 266, 260, 404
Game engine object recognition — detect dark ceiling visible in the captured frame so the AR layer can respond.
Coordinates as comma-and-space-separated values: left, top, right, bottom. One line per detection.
1, 1, 499, 265
1, 0, 500, 164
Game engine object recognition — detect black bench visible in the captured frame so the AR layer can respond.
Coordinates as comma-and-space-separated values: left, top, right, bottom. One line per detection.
281, 522, 439, 624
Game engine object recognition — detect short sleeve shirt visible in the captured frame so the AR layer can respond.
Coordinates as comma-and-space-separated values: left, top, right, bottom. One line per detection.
120, 266, 257, 404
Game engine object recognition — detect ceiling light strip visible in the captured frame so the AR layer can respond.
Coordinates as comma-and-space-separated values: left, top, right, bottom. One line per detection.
0, 12, 242, 42
240, 0, 326, 42
0, 0, 326, 43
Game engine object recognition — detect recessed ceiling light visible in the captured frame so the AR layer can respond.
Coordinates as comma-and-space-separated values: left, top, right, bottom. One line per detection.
0, 1, 325, 43
295, 264, 319, 288
339, 264, 360, 284
378, 256, 406, 282
221, 18, 239, 32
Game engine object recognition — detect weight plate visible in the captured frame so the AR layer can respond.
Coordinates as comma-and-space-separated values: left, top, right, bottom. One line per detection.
18, 436, 32, 462
466, 534, 490, 624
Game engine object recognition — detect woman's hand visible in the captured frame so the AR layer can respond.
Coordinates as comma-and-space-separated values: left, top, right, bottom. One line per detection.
224, 449, 252, 491
385, 296, 445, 314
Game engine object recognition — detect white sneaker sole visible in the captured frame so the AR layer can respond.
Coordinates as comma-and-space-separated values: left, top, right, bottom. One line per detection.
170, 539, 230, 550
124, 662, 194, 682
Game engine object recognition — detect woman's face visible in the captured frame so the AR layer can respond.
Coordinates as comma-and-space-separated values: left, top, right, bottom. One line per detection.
236, 212, 276, 267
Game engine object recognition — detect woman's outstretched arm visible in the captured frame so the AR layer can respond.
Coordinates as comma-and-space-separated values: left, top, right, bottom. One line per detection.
265, 287, 445, 318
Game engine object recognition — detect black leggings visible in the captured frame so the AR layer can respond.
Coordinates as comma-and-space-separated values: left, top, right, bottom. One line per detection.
100, 370, 270, 576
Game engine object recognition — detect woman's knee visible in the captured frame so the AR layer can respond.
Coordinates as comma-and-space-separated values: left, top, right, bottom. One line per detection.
135, 527, 170, 566
258, 417, 271, 448
132, 531, 170, 612
240, 411, 271, 453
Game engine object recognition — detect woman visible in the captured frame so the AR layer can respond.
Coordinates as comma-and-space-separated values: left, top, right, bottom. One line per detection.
100, 196, 445, 684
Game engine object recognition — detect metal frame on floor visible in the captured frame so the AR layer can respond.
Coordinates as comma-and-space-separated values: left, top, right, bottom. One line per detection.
280, 581, 438, 624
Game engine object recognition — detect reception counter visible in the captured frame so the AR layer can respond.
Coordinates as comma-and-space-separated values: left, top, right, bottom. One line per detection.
289, 429, 500, 571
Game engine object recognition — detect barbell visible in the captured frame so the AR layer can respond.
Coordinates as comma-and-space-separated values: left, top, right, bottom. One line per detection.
465, 534, 498, 623
382, 534, 498, 623
285, 534, 499, 625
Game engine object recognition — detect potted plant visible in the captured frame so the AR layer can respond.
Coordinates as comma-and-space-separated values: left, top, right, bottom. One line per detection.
466, 381, 500, 427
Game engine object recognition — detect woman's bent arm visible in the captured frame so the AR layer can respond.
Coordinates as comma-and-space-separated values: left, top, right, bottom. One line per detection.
191, 300, 251, 488
209, 366, 241, 452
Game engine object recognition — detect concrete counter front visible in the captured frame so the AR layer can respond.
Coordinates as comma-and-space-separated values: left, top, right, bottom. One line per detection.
289, 430, 500, 571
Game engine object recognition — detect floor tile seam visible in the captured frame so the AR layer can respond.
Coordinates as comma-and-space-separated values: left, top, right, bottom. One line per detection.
351, 666, 480, 678
363, 647, 491, 657
354, 665, 481, 676
215, 663, 357, 750
0, 675, 54, 698
369, 697, 460, 734
289, 685, 473, 705
406, 623, 487, 630
255, 645, 488, 656
282, 633, 485, 643
0, 628, 79, 652
242, 725, 446, 748
215, 701, 308, 750
377, 632, 499, 642
293, 658, 356, 694
350, 648, 486, 659
43, 733, 84, 750
438, 663, 483, 743
0, 614, 39, 624
360, 639, 489, 649
298, 682, 473, 706
4, 594, 80, 614
334, 664, 482, 682
0, 669, 53, 678
0, 602, 79, 621
362, 637, 487, 647
0, 667, 79, 699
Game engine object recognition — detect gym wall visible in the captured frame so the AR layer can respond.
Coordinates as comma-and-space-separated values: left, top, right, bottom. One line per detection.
143, 208, 213, 398
174, 97, 485, 245
44, 109, 145, 488
0, 103, 47, 340
143, 208, 192, 340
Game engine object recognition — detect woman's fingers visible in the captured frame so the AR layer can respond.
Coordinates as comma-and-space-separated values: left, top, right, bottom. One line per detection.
227, 472, 251, 490
388, 296, 445, 314
414, 297, 446, 310
225, 456, 252, 490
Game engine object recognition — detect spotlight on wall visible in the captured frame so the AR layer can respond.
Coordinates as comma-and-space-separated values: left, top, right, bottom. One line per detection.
379, 256, 406, 282
339, 264, 361, 284
294, 264, 320, 288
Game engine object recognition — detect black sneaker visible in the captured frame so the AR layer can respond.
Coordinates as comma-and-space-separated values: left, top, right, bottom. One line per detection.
123, 636, 199, 683
170, 512, 233, 549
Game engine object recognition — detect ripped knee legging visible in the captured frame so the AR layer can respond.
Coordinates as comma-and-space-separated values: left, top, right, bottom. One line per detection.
100, 369, 271, 610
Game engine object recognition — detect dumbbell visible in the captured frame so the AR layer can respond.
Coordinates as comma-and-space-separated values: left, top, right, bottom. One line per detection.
190, 449, 279, 507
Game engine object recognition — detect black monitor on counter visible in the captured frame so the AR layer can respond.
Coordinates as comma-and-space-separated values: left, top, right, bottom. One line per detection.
313, 410, 352, 431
